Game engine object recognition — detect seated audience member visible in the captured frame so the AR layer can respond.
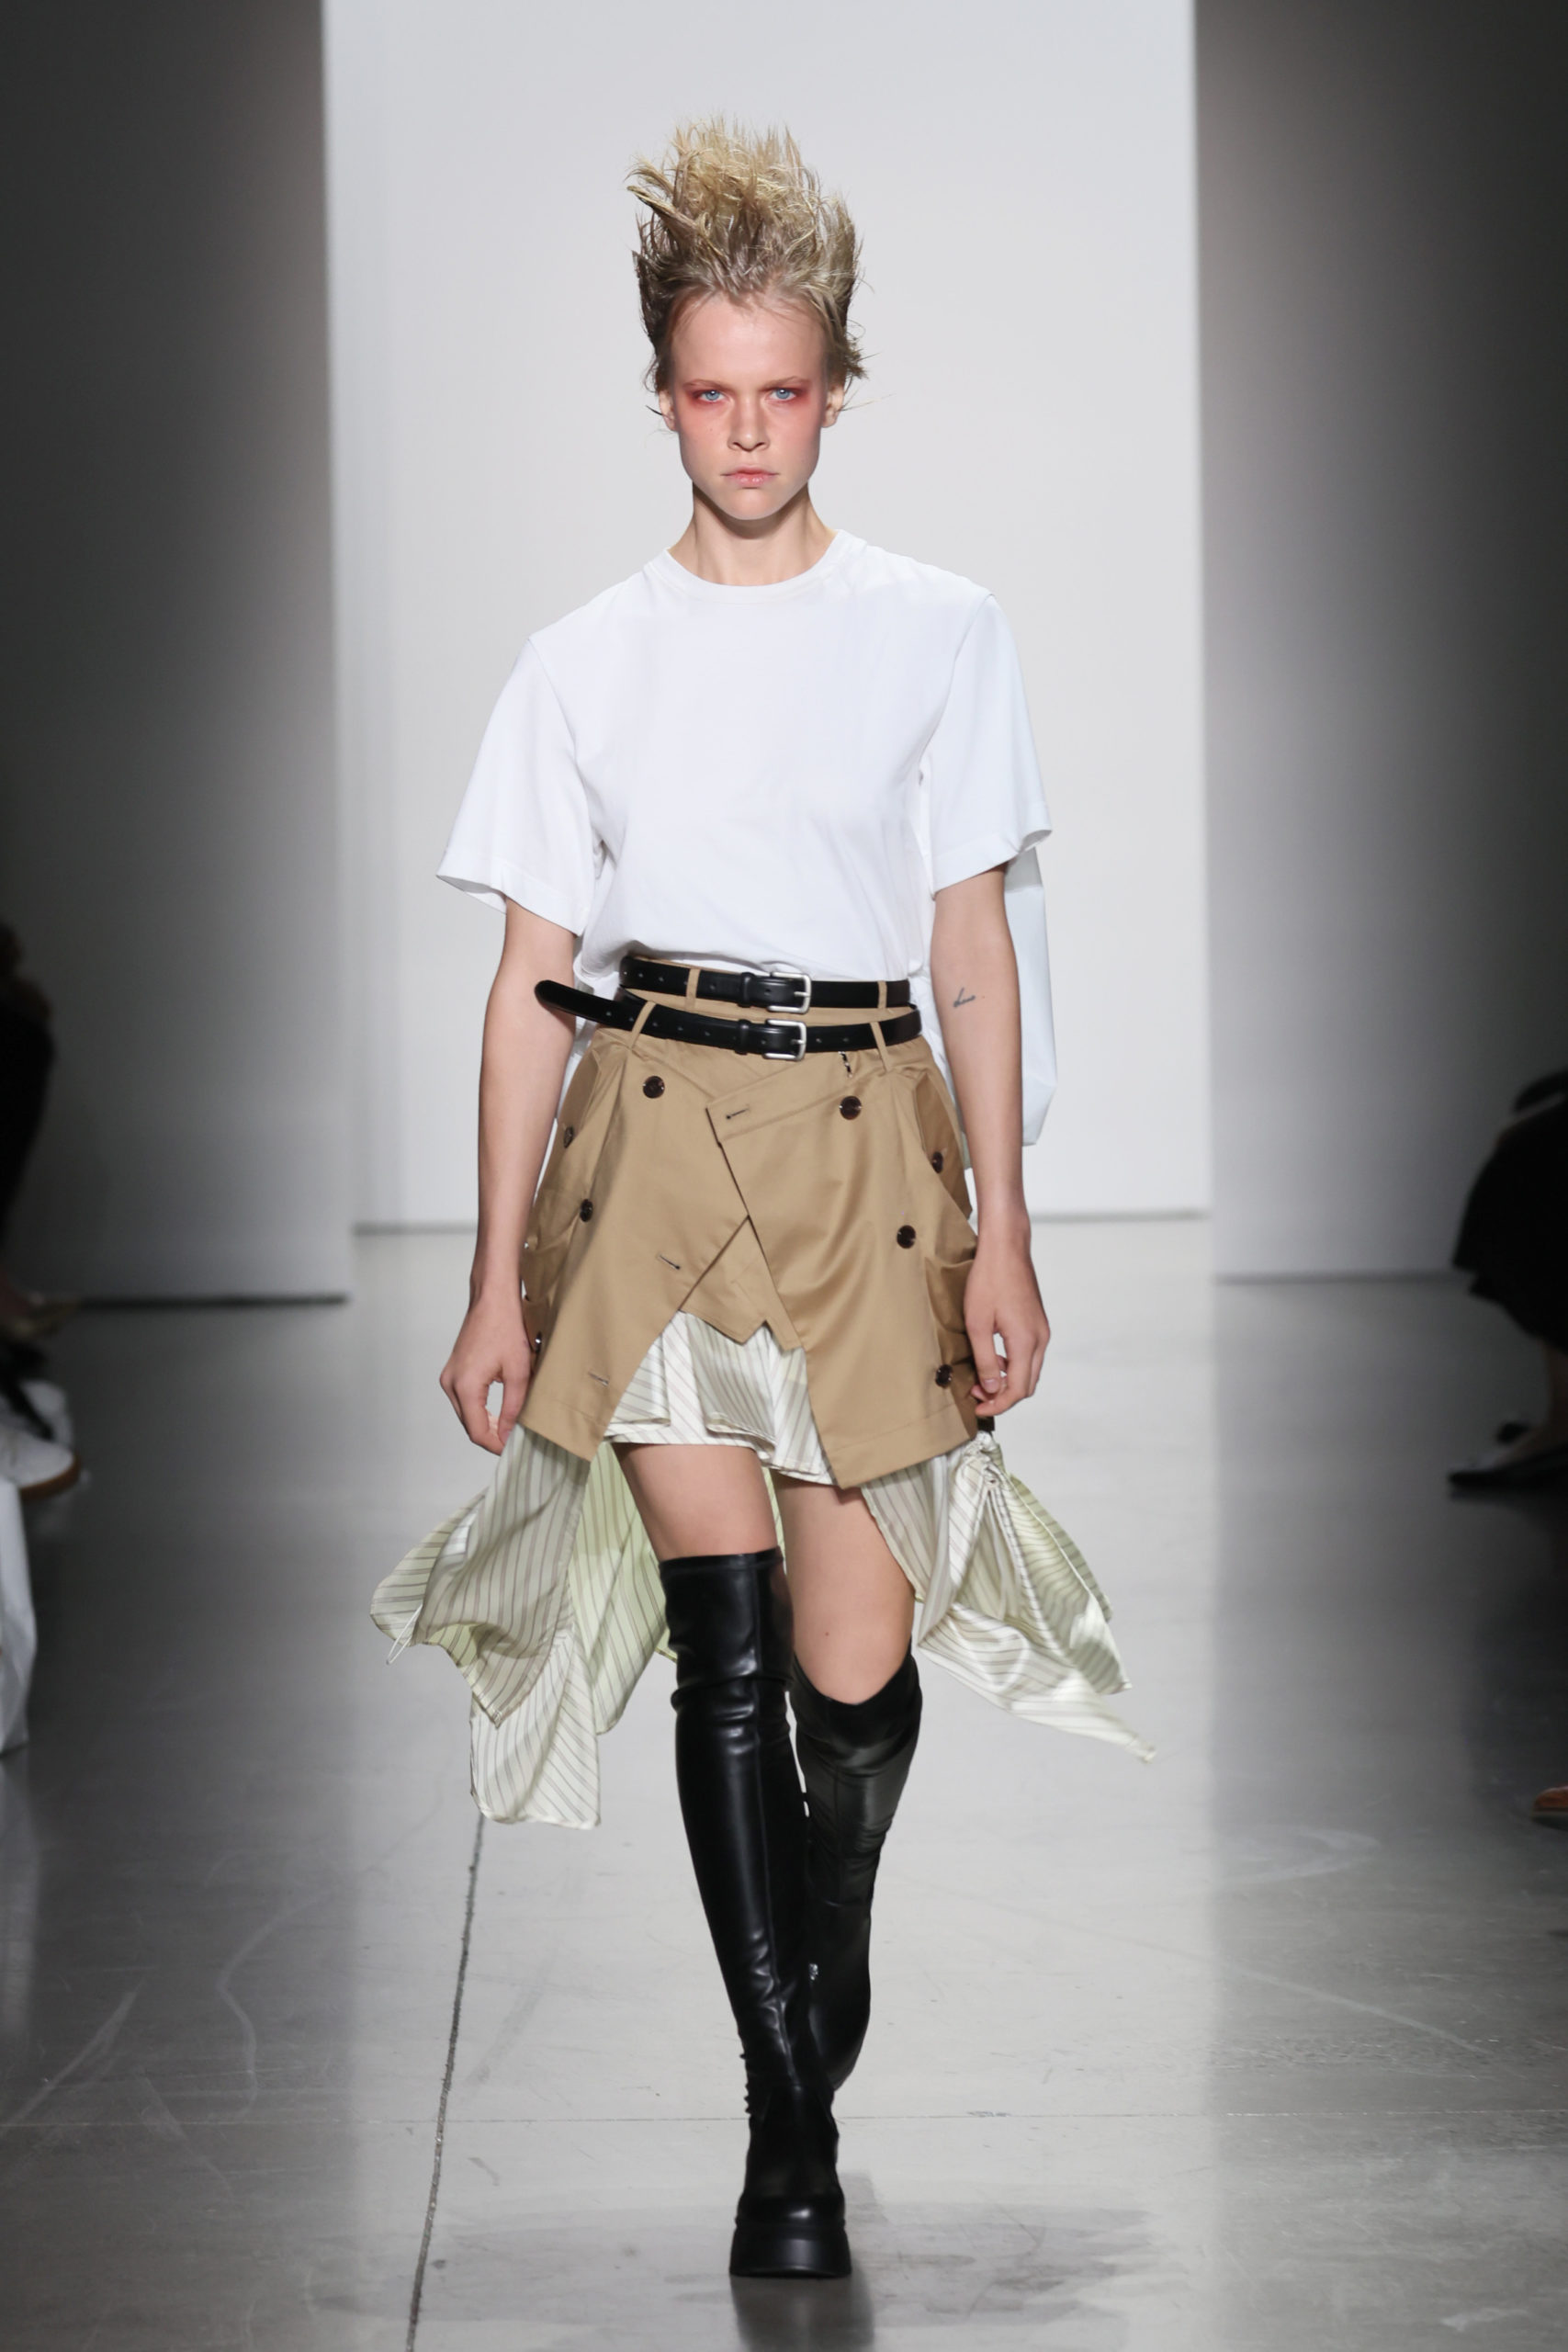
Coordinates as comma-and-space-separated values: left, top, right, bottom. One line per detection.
1449, 1068, 1568, 1493
0, 926, 78, 1497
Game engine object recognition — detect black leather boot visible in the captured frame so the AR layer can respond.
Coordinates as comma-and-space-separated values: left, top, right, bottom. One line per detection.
789, 1648, 922, 2089
660, 1547, 851, 2280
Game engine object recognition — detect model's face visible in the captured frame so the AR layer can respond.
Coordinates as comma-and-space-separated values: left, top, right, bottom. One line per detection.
659, 296, 843, 522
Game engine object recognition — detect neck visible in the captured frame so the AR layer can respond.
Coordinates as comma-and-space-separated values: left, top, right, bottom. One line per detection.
668, 487, 835, 586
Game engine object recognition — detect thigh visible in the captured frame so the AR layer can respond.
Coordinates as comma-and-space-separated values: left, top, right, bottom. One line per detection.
615, 1441, 776, 1563
773, 1476, 915, 1702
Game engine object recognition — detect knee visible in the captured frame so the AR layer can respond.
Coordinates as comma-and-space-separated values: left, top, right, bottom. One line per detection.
791, 1633, 916, 1708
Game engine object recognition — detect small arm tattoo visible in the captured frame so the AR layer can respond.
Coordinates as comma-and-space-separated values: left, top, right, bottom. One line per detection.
952, 987, 976, 1009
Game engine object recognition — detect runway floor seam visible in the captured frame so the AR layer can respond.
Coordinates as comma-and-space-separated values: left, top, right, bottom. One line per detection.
406, 1814, 486, 2350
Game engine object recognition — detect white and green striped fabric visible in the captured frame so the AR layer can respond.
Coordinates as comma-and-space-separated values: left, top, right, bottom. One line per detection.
370, 1314, 1150, 1826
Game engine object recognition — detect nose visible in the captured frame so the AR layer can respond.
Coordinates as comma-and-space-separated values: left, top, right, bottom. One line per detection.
729, 395, 769, 452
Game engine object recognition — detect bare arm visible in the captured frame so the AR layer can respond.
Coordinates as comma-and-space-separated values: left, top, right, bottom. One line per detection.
931, 867, 1050, 1413
440, 902, 577, 1452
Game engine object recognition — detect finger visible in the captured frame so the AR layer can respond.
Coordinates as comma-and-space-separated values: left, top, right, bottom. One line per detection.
984, 1321, 1035, 1411
1010, 1330, 1042, 1402
968, 1319, 1005, 1402
458, 1378, 502, 1452
495, 1363, 529, 1446
1011, 1337, 1047, 1406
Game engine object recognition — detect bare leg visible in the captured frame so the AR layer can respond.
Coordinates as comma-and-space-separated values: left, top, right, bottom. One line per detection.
773, 1476, 914, 1702
615, 1440, 776, 1559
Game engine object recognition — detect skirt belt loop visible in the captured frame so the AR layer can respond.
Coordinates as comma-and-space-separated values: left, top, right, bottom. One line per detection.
869, 979, 894, 1068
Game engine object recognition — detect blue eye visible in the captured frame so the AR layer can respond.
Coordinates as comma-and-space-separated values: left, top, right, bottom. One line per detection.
695, 389, 724, 402
771, 388, 798, 402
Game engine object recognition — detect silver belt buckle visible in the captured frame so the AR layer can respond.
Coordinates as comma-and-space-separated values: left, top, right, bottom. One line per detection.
763, 1018, 808, 1061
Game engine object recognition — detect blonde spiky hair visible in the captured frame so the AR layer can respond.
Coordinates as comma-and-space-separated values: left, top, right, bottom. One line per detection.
628, 119, 864, 392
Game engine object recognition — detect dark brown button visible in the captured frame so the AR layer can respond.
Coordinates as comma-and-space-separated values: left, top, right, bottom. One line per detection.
934, 1363, 953, 1387
840, 1095, 862, 1119
931, 1149, 944, 1173
579, 1199, 593, 1222
642, 1075, 665, 1098
896, 1225, 917, 1249
562, 1125, 575, 1148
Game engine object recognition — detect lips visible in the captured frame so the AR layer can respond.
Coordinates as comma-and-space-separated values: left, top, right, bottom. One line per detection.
727, 470, 774, 485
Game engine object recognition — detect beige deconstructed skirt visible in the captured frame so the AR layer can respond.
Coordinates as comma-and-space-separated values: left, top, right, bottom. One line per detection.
371, 1005, 1149, 1826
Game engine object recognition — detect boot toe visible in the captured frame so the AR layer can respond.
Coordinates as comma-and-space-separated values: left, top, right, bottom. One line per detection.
729, 2211, 852, 2278
732, 2080, 849, 2276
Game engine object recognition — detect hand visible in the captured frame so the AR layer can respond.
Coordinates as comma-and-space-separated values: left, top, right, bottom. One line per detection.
440, 1290, 533, 1453
964, 1222, 1051, 1415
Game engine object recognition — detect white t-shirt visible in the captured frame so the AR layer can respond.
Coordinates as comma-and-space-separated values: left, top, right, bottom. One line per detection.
441, 532, 1056, 1136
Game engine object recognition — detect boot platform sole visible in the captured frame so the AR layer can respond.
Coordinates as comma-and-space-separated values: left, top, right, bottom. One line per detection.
729, 2218, 852, 2278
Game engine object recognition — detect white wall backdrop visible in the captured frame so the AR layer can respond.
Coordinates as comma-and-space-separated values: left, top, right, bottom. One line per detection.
324, 0, 1208, 1227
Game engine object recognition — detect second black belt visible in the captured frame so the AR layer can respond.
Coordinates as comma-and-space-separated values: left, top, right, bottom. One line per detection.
618, 956, 911, 1012
536, 980, 921, 1060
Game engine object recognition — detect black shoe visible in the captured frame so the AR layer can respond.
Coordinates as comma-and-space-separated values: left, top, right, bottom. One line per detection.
730, 2079, 851, 2278
790, 1649, 922, 2090
659, 1548, 851, 2281
1449, 1438, 1568, 1491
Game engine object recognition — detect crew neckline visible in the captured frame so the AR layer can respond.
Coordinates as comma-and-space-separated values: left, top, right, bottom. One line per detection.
649, 530, 856, 603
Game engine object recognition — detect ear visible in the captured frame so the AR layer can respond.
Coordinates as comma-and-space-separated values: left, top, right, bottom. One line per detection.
657, 380, 677, 433
823, 375, 847, 430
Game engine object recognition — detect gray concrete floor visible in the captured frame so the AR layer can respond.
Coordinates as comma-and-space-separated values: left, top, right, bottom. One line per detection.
3, 1222, 1565, 2349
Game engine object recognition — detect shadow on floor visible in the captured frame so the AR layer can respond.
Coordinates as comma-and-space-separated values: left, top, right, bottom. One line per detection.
418, 2196, 1149, 2350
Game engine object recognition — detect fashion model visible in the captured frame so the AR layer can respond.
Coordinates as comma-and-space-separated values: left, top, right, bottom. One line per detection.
374, 121, 1144, 2282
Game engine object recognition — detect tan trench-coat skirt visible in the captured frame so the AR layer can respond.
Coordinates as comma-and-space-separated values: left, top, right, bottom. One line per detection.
520, 1003, 984, 1488
371, 990, 1151, 1826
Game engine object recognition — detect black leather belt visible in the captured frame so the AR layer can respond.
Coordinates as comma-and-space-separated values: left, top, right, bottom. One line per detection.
618, 956, 911, 1012
536, 980, 921, 1060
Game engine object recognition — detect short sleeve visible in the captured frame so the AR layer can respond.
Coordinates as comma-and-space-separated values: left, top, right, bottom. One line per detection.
925, 597, 1051, 890
437, 640, 596, 932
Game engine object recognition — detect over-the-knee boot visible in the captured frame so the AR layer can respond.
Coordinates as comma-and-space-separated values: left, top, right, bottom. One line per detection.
660, 1547, 850, 2280
789, 1648, 922, 2089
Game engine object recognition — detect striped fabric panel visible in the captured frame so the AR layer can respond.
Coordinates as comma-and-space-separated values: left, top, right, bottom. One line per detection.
607, 1311, 834, 1484
373, 1317, 1150, 1827
612, 1332, 668, 1425
567, 1443, 667, 1731
864, 1441, 1152, 1758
